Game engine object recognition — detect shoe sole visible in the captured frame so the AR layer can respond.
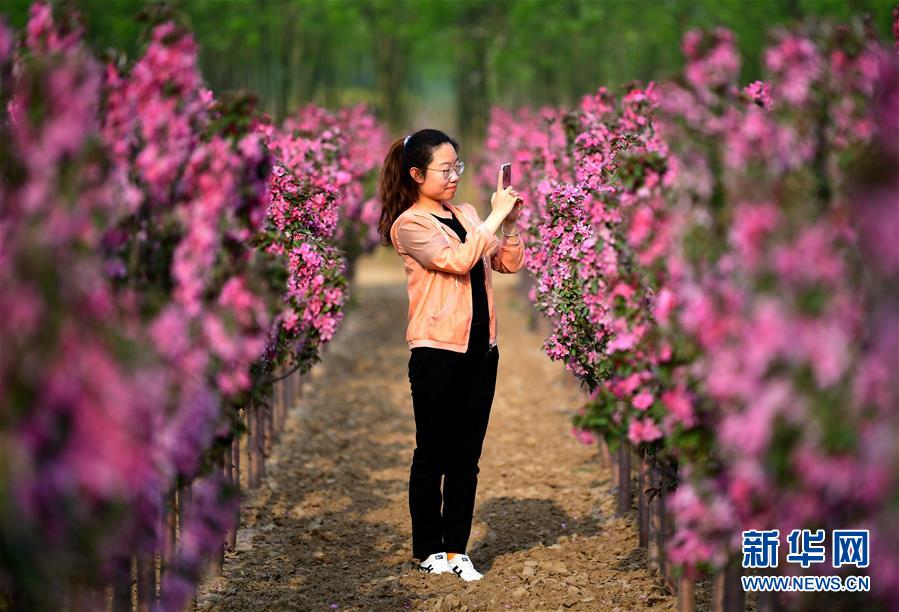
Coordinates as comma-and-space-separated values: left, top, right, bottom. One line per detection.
449, 566, 483, 581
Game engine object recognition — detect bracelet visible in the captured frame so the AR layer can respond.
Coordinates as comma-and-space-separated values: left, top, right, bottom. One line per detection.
501, 224, 520, 237
502, 229, 522, 244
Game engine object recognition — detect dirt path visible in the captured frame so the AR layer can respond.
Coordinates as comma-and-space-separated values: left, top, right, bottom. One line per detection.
197, 248, 677, 611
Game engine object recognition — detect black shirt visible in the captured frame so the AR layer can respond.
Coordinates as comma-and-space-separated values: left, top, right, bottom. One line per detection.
431, 209, 489, 326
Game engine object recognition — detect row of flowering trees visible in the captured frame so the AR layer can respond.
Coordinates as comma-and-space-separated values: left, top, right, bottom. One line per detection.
478, 13, 899, 609
0, 3, 385, 610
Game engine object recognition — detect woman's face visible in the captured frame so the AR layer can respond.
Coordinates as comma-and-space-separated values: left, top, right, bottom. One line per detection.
411, 143, 459, 202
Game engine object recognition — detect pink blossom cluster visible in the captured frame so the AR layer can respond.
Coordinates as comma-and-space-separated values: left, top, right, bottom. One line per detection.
481, 83, 685, 449
276, 102, 387, 251
682, 27, 741, 103
258, 119, 348, 368
531, 182, 598, 383
255, 101, 386, 370
103, 21, 211, 208
101, 19, 274, 415
476, 105, 598, 388
476, 104, 574, 255
572, 83, 688, 448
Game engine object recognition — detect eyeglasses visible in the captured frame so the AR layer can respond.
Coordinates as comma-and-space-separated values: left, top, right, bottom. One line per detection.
425, 160, 465, 181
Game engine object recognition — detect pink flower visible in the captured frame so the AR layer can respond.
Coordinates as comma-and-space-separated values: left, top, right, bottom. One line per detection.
652, 288, 676, 325
729, 202, 779, 270
662, 387, 696, 428
627, 418, 663, 444
632, 390, 655, 411
743, 80, 773, 110
570, 426, 598, 446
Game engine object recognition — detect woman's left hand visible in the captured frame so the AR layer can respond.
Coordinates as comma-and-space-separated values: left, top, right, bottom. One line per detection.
505, 194, 522, 222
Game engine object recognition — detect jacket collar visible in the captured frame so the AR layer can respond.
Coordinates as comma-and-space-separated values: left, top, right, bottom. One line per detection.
406, 202, 474, 244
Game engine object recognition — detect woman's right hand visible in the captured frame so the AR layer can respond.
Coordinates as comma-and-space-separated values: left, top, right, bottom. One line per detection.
490, 167, 520, 217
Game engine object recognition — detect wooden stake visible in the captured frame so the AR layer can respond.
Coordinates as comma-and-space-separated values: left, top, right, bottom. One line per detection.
648, 465, 660, 572
110, 556, 131, 611
757, 588, 782, 612
137, 551, 153, 611
256, 398, 267, 481
247, 401, 260, 488
713, 557, 744, 612
616, 442, 632, 515
638, 451, 649, 547
677, 575, 695, 612
610, 443, 619, 494
263, 394, 274, 457
662, 484, 676, 592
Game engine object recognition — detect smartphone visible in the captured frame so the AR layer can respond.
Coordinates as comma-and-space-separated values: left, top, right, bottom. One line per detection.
501, 163, 512, 189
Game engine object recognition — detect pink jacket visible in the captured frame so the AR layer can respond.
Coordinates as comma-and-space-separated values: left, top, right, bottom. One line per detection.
390, 201, 525, 352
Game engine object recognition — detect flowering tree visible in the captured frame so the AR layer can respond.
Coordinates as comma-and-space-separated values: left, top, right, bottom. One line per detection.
1, 6, 242, 608
483, 14, 899, 608
0, 3, 385, 609
660, 24, 899, 607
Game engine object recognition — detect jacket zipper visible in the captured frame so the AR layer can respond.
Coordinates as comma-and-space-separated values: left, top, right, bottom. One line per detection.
411, 206, 496, 349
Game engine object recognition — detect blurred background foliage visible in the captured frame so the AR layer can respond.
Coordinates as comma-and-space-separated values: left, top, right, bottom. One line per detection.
3, 0, 895, 145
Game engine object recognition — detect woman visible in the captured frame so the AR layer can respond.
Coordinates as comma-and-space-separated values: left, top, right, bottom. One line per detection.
378, 129, 525, 581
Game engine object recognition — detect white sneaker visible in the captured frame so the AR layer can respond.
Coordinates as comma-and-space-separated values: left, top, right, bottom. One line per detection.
418, 552, 451, 574
447, 553, 484, 581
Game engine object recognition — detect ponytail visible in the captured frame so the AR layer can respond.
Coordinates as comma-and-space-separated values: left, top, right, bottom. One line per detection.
378, 128, 459, 247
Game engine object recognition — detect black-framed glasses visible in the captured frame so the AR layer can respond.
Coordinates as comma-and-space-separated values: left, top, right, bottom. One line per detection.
425, 160, 465, 181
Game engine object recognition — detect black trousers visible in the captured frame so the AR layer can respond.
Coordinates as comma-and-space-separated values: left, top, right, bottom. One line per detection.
407, 320, 499, 561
